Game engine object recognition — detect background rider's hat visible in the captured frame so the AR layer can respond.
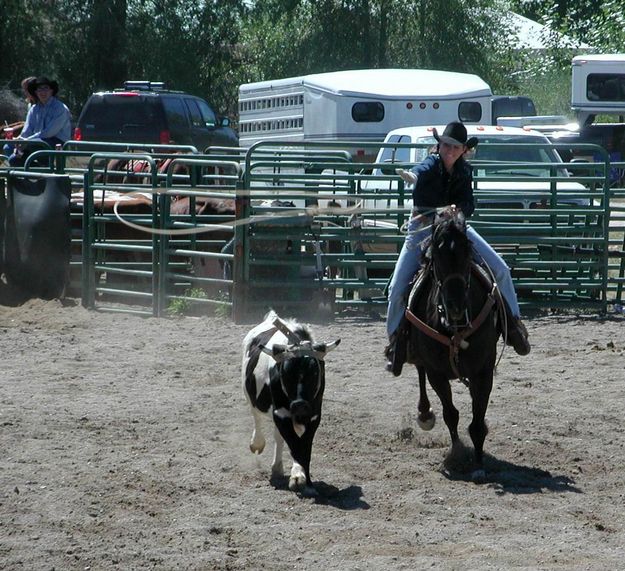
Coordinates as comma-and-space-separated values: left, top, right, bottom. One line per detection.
433, 121, 478, 149
27, 77, 59, 98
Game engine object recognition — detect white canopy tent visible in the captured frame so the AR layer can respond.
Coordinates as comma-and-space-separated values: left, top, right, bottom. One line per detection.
508, 11, 592, 51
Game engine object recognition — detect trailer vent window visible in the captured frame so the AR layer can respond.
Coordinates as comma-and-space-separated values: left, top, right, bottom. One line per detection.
352, 102, 384, 122
587, 73, 625, 101
458, 101, 482, 122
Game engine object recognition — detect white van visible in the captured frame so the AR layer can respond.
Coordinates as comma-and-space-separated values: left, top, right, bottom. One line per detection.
238, 69, 493, 162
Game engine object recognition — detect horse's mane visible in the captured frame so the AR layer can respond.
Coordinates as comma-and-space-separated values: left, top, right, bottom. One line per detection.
420, 207, 468, 265
432, 207, 467, 243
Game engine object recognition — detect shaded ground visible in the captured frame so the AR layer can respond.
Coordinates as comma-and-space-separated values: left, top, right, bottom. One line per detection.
1, 299, 624, 570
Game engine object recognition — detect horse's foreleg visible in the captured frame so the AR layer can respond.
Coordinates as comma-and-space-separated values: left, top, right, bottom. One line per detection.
428, 373, 459, 444
468, 371, 494, 475
416, 365, 435, 430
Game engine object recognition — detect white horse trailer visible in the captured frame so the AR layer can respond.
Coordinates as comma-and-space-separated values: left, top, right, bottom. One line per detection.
572, 54, 625, 125
238, 68, 493, 161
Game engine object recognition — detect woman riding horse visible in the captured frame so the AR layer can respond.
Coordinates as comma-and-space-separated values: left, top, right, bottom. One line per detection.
406, 205, 501, 477
385, 121, 530, 375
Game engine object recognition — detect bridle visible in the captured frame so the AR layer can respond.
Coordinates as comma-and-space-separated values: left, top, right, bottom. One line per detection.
431, 259, 471, 329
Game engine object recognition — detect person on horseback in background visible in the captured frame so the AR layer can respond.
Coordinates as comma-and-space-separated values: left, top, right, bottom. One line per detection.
8, 76, 71, 167
385, 121, 531, 373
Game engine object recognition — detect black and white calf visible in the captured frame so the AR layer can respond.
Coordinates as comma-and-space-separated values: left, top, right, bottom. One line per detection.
242, 311, 340, 496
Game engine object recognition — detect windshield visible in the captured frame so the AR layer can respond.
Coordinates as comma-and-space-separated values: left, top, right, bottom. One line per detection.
471, 135, 567, 177
375, 133, 567, 177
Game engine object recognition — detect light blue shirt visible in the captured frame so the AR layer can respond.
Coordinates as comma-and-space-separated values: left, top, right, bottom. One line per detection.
21, 96, 72, 143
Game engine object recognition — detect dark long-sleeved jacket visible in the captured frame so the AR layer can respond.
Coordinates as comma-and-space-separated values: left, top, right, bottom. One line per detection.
409, 153, 475, 218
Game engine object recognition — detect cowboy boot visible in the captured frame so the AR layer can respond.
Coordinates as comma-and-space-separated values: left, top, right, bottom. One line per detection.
507, 316, 531, 355
385, 323, 408, 376
501, 300, 531, 355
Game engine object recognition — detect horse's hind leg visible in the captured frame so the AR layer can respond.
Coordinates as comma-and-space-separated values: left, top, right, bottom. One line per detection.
416, 366, 435, 430
468, 371, 494, 478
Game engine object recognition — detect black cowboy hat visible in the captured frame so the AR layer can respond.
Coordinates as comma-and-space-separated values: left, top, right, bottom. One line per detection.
433, 121, 478, 149
27, 76, 59, 98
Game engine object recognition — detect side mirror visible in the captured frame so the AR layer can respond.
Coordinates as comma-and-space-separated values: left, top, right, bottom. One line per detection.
220, 117, 231, 127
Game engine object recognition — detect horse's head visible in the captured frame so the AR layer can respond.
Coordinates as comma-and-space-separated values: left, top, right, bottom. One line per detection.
430, 206, 472, 325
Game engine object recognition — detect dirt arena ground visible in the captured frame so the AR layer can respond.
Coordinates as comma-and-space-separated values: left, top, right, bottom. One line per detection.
1, 299, 624, 570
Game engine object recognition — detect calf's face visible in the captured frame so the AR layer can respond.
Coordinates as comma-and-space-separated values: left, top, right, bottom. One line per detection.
269, 356, 324, 422
279, 357, 324, 425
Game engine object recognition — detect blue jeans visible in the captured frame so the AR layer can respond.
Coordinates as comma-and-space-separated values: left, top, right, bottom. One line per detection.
386, 216, 521, 337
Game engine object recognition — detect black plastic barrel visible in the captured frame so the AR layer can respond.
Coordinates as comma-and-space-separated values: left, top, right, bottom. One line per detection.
1, 173, 71, 299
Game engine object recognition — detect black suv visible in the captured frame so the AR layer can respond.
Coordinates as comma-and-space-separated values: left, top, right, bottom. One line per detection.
73, 81, 238, 151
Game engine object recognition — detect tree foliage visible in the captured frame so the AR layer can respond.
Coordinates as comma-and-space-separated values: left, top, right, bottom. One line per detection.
510, 0, 625, 51
240, 0, 519, 92
0, 0, 605, 123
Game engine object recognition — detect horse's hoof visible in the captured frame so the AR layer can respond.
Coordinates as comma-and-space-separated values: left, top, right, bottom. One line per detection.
417, 409, 436, 431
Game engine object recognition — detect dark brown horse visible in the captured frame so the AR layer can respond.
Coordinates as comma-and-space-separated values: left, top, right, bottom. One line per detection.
404, 206, 501, 480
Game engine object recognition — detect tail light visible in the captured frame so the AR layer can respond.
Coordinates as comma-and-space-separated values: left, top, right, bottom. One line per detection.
159, 130, 170, 144
73, 127, 82, 141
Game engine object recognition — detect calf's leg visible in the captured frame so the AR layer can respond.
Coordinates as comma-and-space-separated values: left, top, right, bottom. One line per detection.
289, 461, 307, 491
271, 424, 285, 476
288, 431, 317, 496
249, 407, 266, 454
